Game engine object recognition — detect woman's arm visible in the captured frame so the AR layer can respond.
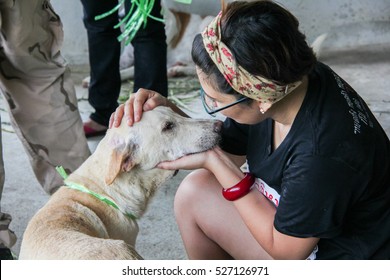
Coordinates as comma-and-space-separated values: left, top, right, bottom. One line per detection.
209, 149, 319, 259
158, 147, 319, 259
234, 190, 319, 259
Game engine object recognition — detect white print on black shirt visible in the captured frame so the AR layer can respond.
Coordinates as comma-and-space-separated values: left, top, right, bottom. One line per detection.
332, 72, 373, 134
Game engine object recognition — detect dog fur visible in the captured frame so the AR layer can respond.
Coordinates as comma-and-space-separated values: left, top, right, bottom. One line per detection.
19, 107, 221, 259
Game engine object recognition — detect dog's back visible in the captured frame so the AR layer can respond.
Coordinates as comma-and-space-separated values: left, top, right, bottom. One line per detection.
19, 186, 142, 259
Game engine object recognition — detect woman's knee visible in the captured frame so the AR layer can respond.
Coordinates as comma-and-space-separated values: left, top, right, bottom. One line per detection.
174, 169, 218, 216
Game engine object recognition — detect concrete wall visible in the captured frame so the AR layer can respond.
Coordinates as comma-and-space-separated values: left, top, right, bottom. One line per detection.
52, 0, 390, 65
51, 0, 87, 65
279, 0, 390, 50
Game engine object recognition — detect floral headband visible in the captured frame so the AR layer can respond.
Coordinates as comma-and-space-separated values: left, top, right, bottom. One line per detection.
201, 12, 302, 104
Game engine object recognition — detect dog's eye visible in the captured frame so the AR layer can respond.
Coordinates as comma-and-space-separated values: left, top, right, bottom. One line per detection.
162, 121, 175, 132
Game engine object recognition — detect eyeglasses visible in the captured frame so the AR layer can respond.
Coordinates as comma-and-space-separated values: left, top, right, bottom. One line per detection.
200, 87, 249, 116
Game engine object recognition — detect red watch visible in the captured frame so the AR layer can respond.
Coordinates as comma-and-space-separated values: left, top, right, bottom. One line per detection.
222, 173, 255, 201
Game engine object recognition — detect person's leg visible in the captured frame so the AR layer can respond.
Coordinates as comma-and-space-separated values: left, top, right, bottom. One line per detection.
0, 115, 17, 258
128, 0, 168, 97
0, 0, 90, 195
174, 169, 272, 260
81, 0, 121, 127
0, 0, 89, 255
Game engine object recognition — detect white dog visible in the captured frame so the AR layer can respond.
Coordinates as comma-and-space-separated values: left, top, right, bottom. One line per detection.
19, 107, 221, 259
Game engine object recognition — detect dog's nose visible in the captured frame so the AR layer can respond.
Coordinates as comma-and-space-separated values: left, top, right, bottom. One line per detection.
213, 120, 223, 133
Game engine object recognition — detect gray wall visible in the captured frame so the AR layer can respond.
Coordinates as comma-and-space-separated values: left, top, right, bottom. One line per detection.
52, 0, 390, 65
51, 0, 87, 65
279, 0, 390, 49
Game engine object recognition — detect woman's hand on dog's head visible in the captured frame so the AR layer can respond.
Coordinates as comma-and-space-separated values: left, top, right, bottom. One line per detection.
109, 88, 167, 128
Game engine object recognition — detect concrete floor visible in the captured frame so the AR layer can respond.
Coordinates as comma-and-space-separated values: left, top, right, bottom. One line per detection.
0, 43, 389, 259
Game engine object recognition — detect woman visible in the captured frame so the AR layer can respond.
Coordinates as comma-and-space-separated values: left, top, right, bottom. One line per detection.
110, 0, 390, 259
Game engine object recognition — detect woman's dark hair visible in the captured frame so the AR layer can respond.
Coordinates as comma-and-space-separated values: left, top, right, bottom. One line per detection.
191, 0, 317, 97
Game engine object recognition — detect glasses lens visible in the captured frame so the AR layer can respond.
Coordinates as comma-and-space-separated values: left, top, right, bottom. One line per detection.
200, 88, 215, 114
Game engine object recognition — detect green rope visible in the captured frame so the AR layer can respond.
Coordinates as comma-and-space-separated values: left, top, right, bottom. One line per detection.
94, 0, 125, 20
95, 0, 162, 44
95, 0, 192, 44
56, 166, 137, 220
173, 0, 192, 3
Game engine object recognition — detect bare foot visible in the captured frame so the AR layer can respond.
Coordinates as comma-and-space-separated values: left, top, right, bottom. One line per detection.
83, 119, 107, 131
83, 119, 108, 138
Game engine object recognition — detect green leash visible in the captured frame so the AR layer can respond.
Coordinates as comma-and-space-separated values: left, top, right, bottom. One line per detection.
56, 166, 137, 220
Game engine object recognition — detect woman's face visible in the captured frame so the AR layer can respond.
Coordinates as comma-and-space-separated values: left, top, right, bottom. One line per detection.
197, 68, 266, 124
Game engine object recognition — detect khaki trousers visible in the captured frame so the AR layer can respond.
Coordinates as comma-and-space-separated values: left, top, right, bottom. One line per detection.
0, 0, 90, 249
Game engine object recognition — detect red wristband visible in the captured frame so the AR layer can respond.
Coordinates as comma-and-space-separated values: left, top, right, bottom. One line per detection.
222, 173, 255, 201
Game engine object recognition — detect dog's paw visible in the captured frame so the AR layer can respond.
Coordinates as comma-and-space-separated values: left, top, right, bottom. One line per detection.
167, 62, 196, 78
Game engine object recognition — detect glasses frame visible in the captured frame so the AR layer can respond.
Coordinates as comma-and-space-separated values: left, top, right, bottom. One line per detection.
200, 87, 249, 116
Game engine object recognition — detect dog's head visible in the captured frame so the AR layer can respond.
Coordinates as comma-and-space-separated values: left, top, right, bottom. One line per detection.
103, 107, 221, 185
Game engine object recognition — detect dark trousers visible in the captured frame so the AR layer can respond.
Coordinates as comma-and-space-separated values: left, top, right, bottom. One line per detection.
80, 0, 168, 126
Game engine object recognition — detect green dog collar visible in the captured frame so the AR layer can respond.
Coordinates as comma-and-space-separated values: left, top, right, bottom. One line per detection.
56, 166, 137, 220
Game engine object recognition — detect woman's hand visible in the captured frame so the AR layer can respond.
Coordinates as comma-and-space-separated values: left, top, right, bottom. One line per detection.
157, 146, 245, 188
109, 88, 167, 128
157, 148, 217, 171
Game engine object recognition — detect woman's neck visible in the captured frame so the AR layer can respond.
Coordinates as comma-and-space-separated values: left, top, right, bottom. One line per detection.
270, 75, 309, 127
269, 76, 309, 150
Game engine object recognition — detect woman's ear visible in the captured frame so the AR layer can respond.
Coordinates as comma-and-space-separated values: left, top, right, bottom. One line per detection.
257, 101, 272, 114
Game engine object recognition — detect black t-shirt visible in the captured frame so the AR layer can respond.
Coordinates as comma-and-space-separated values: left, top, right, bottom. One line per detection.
220, 62, 390, 259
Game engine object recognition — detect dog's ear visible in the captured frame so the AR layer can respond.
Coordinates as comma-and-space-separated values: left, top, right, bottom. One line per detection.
105, 136, 138, 185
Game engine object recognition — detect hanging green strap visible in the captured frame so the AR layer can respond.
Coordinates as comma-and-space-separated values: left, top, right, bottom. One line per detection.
56, 166, 137, 220
174, 0, 192, 4
95, 0, 192, 44
95, 0, 162, 44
